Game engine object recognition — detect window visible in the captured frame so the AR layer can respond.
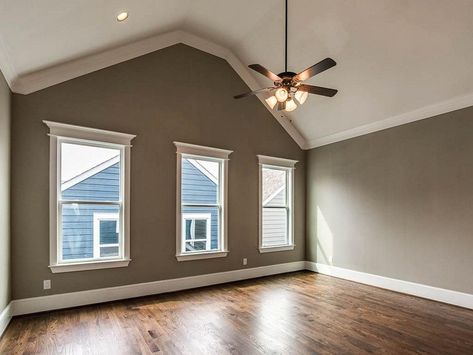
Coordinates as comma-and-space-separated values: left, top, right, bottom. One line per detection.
44, 121, 135, 273
258, 155, 297, 252
93, 213, 120, 258
182, 213, 211, 251
174, 142, 232, 261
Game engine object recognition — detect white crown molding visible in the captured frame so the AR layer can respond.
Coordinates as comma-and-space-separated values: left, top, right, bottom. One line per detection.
9, 30, 307, 149
0, 302, 12, 338
10, 261, 306, 316
4, 29, 473, 151
307, 92, 473, 149
306, 262, 473, 310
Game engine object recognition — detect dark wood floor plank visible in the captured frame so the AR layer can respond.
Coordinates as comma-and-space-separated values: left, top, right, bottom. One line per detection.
1, 271, 472, 354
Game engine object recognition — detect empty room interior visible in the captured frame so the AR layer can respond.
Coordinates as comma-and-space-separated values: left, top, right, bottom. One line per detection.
1, 0, 473, 354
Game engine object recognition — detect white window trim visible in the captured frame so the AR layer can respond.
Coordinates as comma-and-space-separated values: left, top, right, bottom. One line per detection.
44, 120, 135, 273
93, 213, 120, 258
174, 142, 232, 261
257, 155, 297, 253
182, 213, 212, 251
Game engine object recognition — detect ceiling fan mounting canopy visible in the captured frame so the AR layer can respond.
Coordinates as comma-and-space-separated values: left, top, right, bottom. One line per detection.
234, 0, 338, 112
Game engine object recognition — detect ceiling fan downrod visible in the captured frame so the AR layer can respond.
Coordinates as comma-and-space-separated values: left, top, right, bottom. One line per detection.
233, 0, 338, 112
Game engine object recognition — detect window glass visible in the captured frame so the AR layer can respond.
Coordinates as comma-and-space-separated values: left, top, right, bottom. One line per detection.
181, 158, 219, 205
181, 156, 221, 253
61, 143, 120, 202
261, 166, 290, 247
59, 142, 122, 262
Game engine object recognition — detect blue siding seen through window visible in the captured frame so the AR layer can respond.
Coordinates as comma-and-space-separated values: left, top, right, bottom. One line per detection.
61, 162, 120, 260
181, 159, 219, 250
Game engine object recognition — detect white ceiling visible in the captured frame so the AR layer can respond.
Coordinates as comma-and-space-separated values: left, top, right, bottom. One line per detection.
1, 0, 473, 148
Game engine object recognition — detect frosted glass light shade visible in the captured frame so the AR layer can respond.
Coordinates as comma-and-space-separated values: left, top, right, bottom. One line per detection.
295, 90, 308, 105
275, 88, 288, 102
285, 98, 297, 112
265, 95, 278, 109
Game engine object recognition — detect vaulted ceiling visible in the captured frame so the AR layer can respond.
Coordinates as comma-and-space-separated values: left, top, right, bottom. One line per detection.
1, 0, 473, 149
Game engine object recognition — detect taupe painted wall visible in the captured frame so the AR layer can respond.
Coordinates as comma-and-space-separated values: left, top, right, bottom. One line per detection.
0, 69, 11, 312
307, 106, 473, 294
11, 44, 305, 299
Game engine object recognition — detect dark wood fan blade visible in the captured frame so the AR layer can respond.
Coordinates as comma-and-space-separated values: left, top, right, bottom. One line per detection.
276, 101, 286, 111
233, 87, 273, 99
298, 84, 338, 97
293, 58, 336, 82
248, 64, 282, 82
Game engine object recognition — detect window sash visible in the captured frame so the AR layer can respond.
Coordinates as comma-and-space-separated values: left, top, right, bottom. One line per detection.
58, 201, 123, 263
56, 137, 126, 264
94, 212, 120, 259
262, 206, 290, 247
178, 152, 226, 256
260, 163, 294, 250
182, 212, 213, 253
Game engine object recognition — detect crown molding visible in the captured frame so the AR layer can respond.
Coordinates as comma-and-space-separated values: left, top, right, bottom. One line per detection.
7, 28, 472, 151
6, 30, 307, 149
307, 92, 473, 149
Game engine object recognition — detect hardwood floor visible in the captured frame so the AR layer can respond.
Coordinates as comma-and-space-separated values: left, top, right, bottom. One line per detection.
1, 271, 472, 354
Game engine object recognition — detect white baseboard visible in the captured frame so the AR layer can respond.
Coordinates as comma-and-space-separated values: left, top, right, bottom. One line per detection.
0, 302, 12, 339
306, 262, 473, 310
5, 260, 472, 326
11, 261, 306, 316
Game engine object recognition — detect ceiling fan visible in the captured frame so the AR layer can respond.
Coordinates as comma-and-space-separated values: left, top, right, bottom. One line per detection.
234, 0, 338, 112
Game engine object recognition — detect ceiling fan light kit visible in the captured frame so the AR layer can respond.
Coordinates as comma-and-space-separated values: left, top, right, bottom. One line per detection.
234, 0, 338, 113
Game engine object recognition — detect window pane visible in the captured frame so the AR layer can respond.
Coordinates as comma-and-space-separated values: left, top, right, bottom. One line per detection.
262, 168, 286, 207
184, 219, 209, 241
194, 219, 207, 239
100, 220, 119, 244
182, 207, 219, 251
100, 246, 119, 258
185, 219, 192, 240
61, 142, 121, 202
61, 203, 120, 261
185, 240, 207, 251
181, 157, 219, 204
262, 207, 288, 247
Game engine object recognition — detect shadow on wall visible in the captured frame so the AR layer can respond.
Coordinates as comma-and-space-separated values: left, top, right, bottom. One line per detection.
316, 206, 333, 265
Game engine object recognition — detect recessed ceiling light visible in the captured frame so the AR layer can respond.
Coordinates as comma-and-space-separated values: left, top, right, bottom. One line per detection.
117, 12, 128, 22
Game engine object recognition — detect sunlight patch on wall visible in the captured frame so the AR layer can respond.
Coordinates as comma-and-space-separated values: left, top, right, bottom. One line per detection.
317, 206, 334, 265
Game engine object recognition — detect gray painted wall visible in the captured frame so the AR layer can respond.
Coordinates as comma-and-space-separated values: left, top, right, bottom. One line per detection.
11, 44, 305, 299
0, 69, 11, 312
307, 106, 473, 294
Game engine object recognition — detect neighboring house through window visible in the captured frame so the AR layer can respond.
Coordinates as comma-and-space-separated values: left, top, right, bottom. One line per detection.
257, 155, 297, 252
93, 212, 120, 258
182, 213, 211, 251
174, 142, 232, 261
44, 121, 135, 273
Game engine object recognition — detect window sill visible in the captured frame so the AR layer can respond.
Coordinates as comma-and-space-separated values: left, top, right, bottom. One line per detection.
259, 245, 295, 253
176, 251, 228, 262
49, 258, 131, 273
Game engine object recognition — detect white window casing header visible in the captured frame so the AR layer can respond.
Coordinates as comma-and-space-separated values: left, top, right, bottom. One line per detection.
257, 155, 298, 168
43, 120, 136, 146
174, 141, 233, 160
